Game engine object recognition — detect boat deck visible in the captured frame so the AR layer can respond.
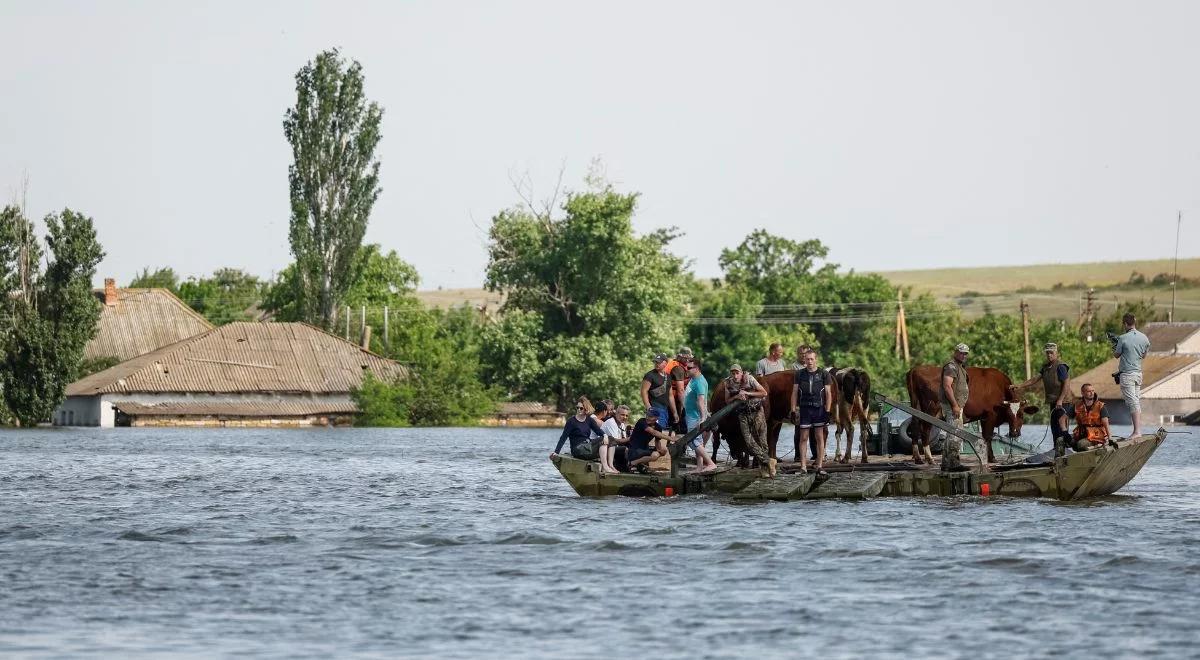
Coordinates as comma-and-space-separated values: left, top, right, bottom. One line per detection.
551, 431, 1166, 502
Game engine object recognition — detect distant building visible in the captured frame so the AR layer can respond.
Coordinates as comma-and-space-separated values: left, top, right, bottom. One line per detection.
84, 278, 214, 363
57, 322, 406, 427
482, 402, 565, 428
1142, 321, 1200, 355
1073, 351, 1200, 426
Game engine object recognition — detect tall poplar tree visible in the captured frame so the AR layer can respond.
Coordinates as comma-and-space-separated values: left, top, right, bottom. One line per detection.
283, 49, 383, 329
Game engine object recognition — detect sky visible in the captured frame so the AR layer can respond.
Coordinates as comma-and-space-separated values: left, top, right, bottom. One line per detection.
1, 0, 1198, 289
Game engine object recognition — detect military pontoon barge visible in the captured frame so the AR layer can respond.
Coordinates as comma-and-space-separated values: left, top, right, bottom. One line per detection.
551, 393, 1166, 502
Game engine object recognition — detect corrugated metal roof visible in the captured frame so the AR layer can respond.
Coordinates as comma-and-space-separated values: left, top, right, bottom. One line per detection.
68, 322, 407, 396
496, 401, 562, 415
85, 288, 214, 362
1072, 354, 1200, 400
1143, 322, 1200, 354
109, 399, 359, 417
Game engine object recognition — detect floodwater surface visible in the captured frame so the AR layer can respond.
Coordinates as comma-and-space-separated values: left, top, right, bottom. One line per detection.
1, 425, 1197, 658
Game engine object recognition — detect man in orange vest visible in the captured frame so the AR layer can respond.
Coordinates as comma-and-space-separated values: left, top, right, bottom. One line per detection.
1067, 383, 1114, 451
663, 347, 693, 432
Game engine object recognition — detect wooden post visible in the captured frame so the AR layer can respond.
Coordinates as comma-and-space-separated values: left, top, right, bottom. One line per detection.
361, 325, 372, 350
383, 306, 389, 345
1021, 299, 1032, 380
345, 306, 350, 340
897, 291, 910, 363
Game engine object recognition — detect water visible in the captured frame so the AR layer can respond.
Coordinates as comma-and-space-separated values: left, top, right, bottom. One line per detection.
1, 424, 1197, 659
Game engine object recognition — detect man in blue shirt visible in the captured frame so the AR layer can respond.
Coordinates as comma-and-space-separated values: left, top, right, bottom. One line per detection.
683, 359, 718, 472
1113, 313, 1151, 438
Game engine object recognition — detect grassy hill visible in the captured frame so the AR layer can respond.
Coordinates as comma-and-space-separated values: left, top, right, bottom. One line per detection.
874, 258, 1200, 296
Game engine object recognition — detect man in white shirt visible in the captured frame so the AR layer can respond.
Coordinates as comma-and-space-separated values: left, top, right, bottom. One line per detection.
755, 343, 786, 376
599, 404, 630, 474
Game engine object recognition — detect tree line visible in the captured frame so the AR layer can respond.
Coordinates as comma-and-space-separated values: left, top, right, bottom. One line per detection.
0, 48, 1154, 427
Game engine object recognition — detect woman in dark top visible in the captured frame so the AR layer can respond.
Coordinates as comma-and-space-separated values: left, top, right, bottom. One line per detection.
553, 397, 606, 460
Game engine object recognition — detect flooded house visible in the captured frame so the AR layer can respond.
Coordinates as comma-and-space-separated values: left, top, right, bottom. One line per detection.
83, 278, 215, 363
56, 322, 406, 427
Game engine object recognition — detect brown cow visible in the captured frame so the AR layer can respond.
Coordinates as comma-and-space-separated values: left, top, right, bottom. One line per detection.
830, 367, 872, 464
710, 370, 797, 467
904, 365, 1039, 464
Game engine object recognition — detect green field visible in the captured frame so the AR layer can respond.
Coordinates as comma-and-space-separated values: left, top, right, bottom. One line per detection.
874, 258, 1200, 296
416, 258, 1200, 321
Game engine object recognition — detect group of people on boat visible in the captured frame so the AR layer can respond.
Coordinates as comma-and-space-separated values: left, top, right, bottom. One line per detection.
551, 343, 839, 477
551, 313, 1152, 477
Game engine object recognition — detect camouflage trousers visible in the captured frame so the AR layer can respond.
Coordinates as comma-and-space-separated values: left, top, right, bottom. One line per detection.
939, 404, 985, 472
739, 408, 769, 464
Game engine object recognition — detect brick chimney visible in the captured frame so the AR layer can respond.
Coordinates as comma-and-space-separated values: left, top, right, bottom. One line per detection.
104, 278, 118, 306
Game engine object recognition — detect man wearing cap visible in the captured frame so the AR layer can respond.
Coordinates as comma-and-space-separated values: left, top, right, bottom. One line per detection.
1040, 342, 1073, 456
627, 407, 674, 474
641, 354, 677, 427
938, 343, 975, 471
664, 347, 694, 432
725, 364, 773, 478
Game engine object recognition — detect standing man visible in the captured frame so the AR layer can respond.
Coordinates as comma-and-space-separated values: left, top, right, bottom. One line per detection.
726, 364, 773, 478
683, 359, 718, 472
1040, 342, 1073, 457
790, 348, 832, 475
1113, 313, 1151, 438
937, 342, 983, 472
756, 343, 786, 377
641, 354, 677, 427
664, 347, 694, 432
791, 344, 812, 371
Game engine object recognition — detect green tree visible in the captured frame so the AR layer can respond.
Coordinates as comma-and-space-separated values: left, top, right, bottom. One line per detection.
483, 180, 690, 407
176, 268, 264, 325
128, 266, 179, 291
0, 208, 105, 425
284, 48, 383, 330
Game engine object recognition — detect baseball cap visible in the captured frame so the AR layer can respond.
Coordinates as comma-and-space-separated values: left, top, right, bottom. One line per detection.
954, 343, 970, 354
652, 353, 669, 363
677, 346, 694, 358
729, 363, 743, 372
1044, 342, 1058, 352
644, 407, 661, 418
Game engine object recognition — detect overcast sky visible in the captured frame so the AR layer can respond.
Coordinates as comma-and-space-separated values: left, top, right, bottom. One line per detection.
2, 0, 1198, 289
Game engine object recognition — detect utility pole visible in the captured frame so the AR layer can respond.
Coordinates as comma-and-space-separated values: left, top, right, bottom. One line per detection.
1020, 299, 1032, 380
895, 290, 910, 363
383, 306, 389, 346
1076, 288, 1096, 340
345, 306, 351, 340
1170, 210, 1182, 323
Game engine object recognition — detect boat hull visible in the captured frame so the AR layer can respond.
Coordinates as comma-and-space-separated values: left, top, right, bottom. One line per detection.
550, 431, 1165, 501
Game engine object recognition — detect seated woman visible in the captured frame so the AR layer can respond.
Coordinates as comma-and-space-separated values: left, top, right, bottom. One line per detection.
552, 397, 607, 461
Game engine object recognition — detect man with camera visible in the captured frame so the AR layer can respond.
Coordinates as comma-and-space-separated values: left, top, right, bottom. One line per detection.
1109, 313, 1151, 438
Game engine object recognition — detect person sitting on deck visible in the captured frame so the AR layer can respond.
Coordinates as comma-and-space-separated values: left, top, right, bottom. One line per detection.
600, 403, 631, 473
627, 407, 675, 474
1066, 383, 1115, 451
552, 397, 607, 461
589, 400, 622, 475
683, 359, 718, 473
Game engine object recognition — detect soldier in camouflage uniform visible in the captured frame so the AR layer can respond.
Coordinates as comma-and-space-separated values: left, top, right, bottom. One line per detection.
939, 343, 974, 472
725, 364, 773, 478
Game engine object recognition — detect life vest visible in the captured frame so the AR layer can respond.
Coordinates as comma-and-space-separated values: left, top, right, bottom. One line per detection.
1072, 400, 1107, 443
665, 359, 689, 390
796, 368, 826, 408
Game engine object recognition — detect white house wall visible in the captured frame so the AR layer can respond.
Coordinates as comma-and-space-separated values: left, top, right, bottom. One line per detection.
1144, 362, 1200, 400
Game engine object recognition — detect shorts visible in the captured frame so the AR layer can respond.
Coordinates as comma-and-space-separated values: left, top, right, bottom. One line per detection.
795, 406, 828, 429
650, 404, 670, 425
685, 413, 704, 448
570, 438, 601, 461
627, 446, 656, 463
1119, 371, 1142, 413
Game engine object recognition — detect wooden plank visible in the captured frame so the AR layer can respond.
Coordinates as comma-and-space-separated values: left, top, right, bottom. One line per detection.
871, 393, 987, 448
732, 473, 816, 502
804, 472, 889, 500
